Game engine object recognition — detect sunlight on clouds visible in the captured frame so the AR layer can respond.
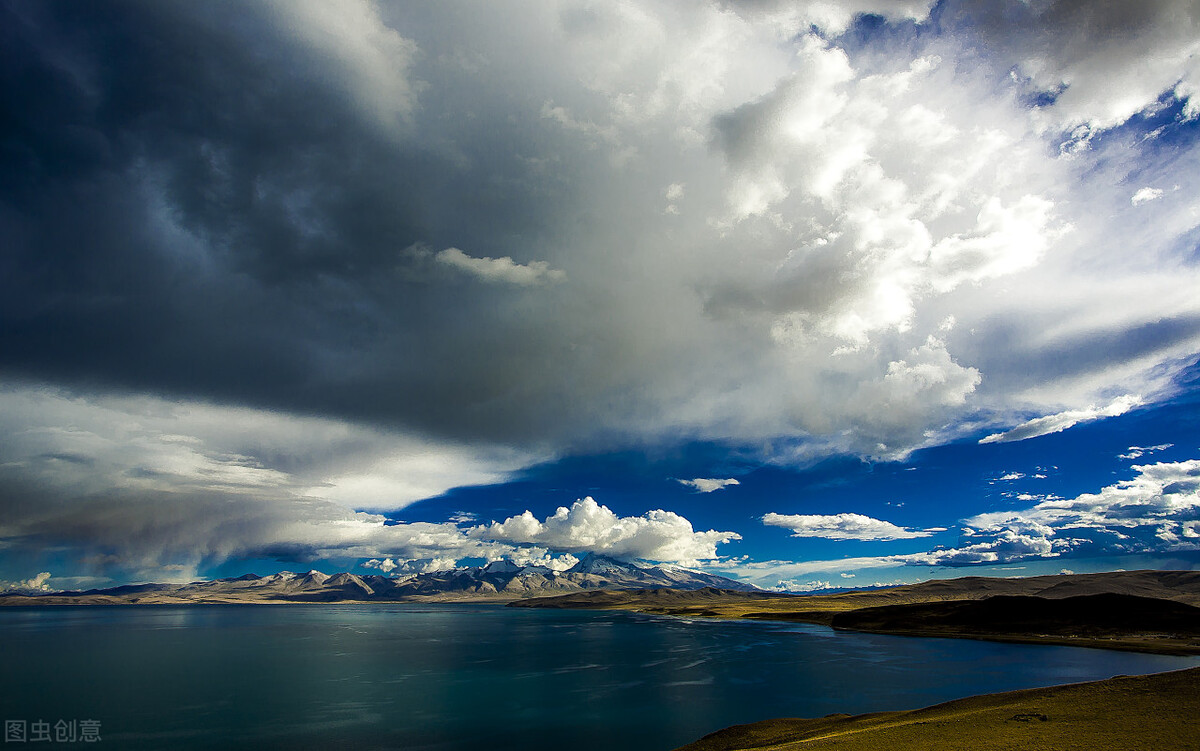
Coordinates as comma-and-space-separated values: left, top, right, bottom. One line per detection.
1119, 444, 1174, 461
436, 247, 567, 286
724, 0, 937, 38
677, 477, 740, 493
961, 459, 1200, 561
979, 395, 1141, 444
970, 0, 1200, 134
0, 383, 538, 510
717, 457, 1200, 584
264, 0, 421, 131
311, 445, 537, 509
5, 1, 1200, 584
763, 512, 936, 541
1132, 187, 1164, 206
0, 572, 53, 593
8, 0, 1197, 467
470, 497, 740, 565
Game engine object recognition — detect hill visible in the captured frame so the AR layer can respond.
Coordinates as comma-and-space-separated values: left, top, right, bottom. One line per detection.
830, 593, 1200, 655
512, 569, 1200, 654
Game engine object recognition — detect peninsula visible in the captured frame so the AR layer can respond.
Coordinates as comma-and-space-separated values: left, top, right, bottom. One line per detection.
511, 569, 1200, 655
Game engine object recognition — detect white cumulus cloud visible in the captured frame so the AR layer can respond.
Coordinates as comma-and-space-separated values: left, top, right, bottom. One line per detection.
363, 557, 398, 573
470, 497, 740, 565
677, 477, 740, 493
0, 572, 54, 593
762, 512, 936, 541
915, 458, 1200, 566
1132, 187, 1164, 205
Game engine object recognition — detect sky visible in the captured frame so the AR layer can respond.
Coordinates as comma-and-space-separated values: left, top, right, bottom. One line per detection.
2, 0, 1200, 593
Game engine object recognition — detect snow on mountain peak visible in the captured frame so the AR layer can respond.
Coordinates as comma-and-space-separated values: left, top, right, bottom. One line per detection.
567, 553, 638, 575
481, 559, 522, 575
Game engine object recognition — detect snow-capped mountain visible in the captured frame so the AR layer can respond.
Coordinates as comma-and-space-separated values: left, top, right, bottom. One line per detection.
9, 554, 758, 604
567, 552, 639, 575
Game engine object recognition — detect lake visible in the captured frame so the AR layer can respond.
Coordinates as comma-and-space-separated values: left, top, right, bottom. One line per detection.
2, 603, 1196, 750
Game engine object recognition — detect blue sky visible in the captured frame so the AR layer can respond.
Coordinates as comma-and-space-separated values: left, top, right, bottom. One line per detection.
2, 1, 1200, 592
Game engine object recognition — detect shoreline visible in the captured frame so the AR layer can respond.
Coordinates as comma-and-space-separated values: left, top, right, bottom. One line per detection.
7, 596, 1199, 655
511, 582, 1200, 656
656, 608, 1200, 656
673, 666, 1200, 751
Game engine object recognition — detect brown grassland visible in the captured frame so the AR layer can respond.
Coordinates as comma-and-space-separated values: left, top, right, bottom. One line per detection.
672, 666, 1200, 751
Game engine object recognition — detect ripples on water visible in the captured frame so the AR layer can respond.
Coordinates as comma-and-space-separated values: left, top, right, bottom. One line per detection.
2, 604, 1196, 751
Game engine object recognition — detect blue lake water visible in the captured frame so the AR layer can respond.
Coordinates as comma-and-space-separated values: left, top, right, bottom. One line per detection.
2, 603, 1196, 750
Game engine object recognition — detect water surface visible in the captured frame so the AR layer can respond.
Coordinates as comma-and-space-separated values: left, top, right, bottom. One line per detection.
2, 604, 1195, 750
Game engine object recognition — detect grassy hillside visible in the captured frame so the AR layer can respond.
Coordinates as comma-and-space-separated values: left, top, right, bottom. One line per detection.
674, 667, 1200, 751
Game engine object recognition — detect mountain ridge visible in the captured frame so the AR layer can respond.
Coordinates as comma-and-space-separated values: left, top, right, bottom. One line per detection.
0, 554, 759, 605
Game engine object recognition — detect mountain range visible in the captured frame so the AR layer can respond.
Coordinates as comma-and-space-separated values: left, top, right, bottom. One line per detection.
0, 553, 759, 605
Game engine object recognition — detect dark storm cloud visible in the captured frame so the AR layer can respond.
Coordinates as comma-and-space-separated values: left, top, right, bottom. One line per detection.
4, 0, 1200, 586
3, 0, 1200, 469
0, 0, 599, 446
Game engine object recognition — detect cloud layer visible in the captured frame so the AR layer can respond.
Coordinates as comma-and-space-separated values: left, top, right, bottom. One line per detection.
0, 384, 736, 577
736, 457, 1200, 586
471, 497, 740, 566
979, 395, 1141, 444
763, 512, 936, 541
3, 1, 1200, 580
3, 0, 1197, 465
952, 459, 1200, 564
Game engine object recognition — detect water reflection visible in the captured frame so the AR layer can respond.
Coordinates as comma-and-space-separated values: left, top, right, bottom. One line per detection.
1, 604, 1195, 751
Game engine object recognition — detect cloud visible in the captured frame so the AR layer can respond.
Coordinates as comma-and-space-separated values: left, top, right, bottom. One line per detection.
712, 457, 1200, 581
435, 247, 566, 286
263, 0, 421, 131
677, 477, 740, 493
0, 383, 537, 511
771, 579, 834, 593
3, 1, 1200, 584
470, 497, 740, 565
705, 555, 921, 587
723, 0, 937, 37
929, 458, 1200, 565
1119, 444, 1174, 461
724, 457, 1200, 578
1132, 187, 1165, 206
0, 383, 553, 579
503, 550, 580, 572
0, 385, 740, 576
909, 530, 1060, 566
944, 0, 1200, 133
762, 512, 936, 541
0, 572, 53, 593
363, 558, 398, 573
3, 0, 1198, 469
0, 471, 509, 582
979, 395, 1142, 444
